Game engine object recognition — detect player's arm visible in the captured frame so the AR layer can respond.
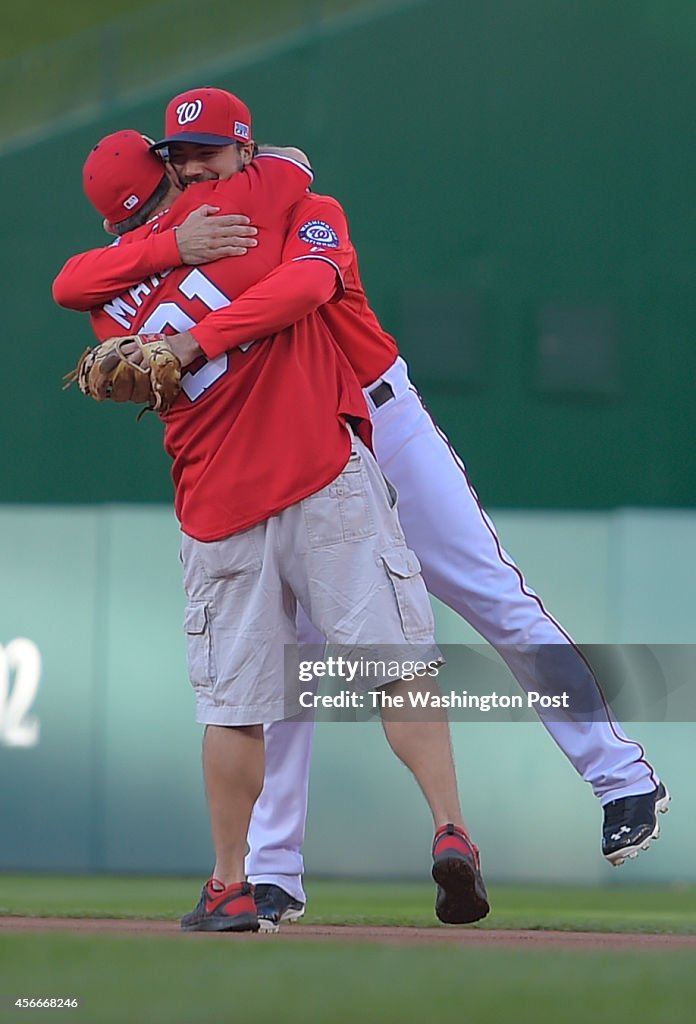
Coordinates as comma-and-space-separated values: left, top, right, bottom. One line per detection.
209, 151, 313, 217
171, 197, 353, 362
53, 157, 312, 311
52, 209, 258, 311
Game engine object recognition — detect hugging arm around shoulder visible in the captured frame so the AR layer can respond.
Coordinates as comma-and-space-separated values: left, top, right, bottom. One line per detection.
52, 232, 181, 311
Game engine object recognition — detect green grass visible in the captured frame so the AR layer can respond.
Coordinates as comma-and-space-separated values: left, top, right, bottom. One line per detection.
307, 880, 696, 934
1, 876, 696, 934
2, 1, 163, 59
1, 877, 695, 1023
1, 935, 695, 1024
1, 0, 381, 60
0, 0, 383, 142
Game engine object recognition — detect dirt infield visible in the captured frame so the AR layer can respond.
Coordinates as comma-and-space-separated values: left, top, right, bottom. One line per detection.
1, 917, 695, 949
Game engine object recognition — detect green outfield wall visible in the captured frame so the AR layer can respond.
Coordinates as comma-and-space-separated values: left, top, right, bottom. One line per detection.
2, 0, 696, 508
1, 505, 694, 883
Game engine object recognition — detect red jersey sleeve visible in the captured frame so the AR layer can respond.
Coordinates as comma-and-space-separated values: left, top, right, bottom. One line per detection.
52, 156, 313, 312
210, 153, 313, 223
52, 230, 180, 311
281, 194, 353, 297
190, 258, 338, 359
188, 195, 353, 359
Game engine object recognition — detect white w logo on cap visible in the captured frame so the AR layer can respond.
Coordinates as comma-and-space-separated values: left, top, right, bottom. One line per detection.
177, 100, 203, 126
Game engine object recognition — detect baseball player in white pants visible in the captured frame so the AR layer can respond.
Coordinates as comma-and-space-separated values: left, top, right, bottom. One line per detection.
50, 89, 667, 927
246, 354, 668, 922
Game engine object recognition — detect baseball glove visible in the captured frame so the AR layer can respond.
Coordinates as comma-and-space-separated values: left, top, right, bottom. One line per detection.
63, 333, 182, 415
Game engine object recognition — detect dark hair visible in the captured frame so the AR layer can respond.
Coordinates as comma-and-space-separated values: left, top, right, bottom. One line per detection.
112, 173, 171, 236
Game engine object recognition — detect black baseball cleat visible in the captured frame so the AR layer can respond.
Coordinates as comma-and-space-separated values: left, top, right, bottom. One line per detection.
254, 884, 305, 934
431, 823, 490, 925
180, 879, 259, 932
602, 783, 671, 866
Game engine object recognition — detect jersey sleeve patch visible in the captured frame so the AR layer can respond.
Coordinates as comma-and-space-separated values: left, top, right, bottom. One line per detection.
298, 220, 340, 248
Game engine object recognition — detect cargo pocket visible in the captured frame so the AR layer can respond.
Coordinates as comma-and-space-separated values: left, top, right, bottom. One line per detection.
380, 548, 434, 642
303, 449, 376, 548
184, 601, 215, 690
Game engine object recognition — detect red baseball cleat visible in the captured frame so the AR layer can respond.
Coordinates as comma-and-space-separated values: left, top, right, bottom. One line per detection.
432, 823, 490, 925
180, 878, 260, 932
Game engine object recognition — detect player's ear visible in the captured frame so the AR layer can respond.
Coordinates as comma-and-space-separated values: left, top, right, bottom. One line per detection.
239, 142, 255, 166
103, 217, 117, 236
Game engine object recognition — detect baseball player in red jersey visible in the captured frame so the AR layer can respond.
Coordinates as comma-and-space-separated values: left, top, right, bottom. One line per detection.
55, 107, 490, 932
54, 86, 668, 930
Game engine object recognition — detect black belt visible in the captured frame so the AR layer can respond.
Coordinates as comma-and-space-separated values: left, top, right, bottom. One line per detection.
367, 380, 395, 408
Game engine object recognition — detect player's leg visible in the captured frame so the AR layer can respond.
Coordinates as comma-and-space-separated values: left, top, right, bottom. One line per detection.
203, 723, 264, 884
282, 441, 449, 804
378, 676, 488, 924
244, 718, 314, 903
179, 523, 297, 932
366, 358, 661, 817
280, 435, 489, 923
245, 606, 320, 923
378, 674, 463, 828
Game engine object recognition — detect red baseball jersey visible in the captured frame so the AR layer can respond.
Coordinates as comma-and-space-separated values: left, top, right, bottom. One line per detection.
59, 156, 370, 541
181, 193, 399, 385
54, 172, 399, 387
290, 194, 399, 386
54, 154, 313, 312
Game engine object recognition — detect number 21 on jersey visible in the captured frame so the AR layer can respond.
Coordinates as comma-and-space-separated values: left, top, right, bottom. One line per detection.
140, 268, 242, 402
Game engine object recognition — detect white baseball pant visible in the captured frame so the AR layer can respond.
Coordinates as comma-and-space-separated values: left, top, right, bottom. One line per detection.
245, 356, 658, 902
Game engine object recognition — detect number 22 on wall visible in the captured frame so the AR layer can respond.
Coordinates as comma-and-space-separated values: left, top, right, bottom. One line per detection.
0, 638, 41, 748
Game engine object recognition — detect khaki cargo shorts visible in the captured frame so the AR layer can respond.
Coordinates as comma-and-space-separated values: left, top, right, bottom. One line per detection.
180, 436, 440, 725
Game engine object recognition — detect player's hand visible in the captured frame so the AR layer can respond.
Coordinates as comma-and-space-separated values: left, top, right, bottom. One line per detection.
119, 333, 201, 369
175, 206, 258, 265
116, 338, 145, 364
164, 332, 203, 369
